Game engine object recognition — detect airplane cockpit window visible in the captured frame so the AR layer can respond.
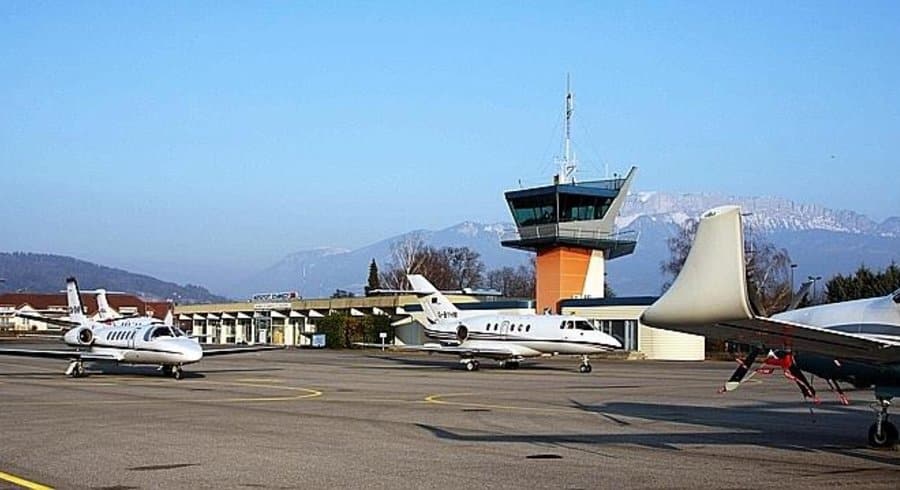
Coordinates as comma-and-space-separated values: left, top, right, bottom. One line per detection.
171, 327, 186, 337
574, 321, 596, 331
149, 326, 174, 340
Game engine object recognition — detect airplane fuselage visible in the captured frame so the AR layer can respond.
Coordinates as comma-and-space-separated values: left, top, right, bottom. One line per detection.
422, 313, 621, 357
773, 294, 900, 387
66, 322, 203, 366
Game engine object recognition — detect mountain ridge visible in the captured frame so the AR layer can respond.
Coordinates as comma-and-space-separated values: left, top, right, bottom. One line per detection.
237, 192, 898, 298
0, 252, 227, 303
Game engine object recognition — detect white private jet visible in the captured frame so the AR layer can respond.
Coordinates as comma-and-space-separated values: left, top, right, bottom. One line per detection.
641, 206, 900, 447
360, 274, 622, 372
2, 277, 283, 379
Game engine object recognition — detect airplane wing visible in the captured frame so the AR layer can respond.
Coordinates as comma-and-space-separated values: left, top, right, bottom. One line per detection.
355, 342, 515, 359
201, 345, 286, 357
0, 348, 119, 361
14, 312, 81, 329
641, 206, 900, 364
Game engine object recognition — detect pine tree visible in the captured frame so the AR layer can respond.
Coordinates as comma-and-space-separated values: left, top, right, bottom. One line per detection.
365, 259, 381, 296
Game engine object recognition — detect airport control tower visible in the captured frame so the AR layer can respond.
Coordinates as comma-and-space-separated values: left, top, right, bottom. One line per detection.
502, 82, 637, 313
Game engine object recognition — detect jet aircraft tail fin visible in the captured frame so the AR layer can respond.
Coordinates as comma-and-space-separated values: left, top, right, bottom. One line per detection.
407, 274, 460, 324
95, 289, 120, 321
65, 277, 88, 324
642, 206, 756, 328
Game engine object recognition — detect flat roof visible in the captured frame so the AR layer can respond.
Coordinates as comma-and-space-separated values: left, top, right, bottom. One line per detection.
560, 296, 658, 307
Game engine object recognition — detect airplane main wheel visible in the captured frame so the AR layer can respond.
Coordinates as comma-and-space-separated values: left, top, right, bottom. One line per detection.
579, 364, 592, 374
465, 360, 479, 372
868, 421, 899, 448
172, 366, 184, 380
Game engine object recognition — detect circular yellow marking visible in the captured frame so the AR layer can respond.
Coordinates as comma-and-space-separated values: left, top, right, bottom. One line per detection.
424, 393, 578, 414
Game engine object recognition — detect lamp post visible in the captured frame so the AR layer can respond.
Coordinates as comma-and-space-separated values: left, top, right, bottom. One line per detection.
808, 275, 823, 304
790, 264, 798, 297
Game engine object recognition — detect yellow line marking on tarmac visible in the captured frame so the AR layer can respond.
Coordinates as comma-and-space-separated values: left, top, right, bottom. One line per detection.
1, 380, 322, 406
424, 393, 578, 414
0, 469, 54, 490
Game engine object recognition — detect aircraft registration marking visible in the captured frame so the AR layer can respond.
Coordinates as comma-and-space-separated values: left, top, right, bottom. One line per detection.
0, 469, 54, 490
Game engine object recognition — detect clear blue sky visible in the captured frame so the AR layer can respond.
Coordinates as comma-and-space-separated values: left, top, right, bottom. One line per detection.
2, 1, 898, 281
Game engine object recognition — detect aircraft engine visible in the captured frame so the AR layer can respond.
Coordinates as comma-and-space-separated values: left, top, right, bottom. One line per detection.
64, 327, 94, 346
456, 325, 469, 342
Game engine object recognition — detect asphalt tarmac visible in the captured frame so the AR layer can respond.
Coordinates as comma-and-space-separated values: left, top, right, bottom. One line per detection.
1, 346, 898, 489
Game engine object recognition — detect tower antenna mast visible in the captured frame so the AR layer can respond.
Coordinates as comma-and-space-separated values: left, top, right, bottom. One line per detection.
559, 74, 577, 184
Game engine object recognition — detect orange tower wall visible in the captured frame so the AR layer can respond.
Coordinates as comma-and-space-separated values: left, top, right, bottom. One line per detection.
535, 246, 592, 313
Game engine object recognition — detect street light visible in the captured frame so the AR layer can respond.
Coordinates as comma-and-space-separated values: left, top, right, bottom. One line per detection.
790, 264, 798, 295
808, 275, 823, 303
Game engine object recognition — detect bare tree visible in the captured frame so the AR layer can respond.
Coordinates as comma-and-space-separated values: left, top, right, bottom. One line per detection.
486, 261, 535, 299
445, 247, 485, 289
379, 238, 479, 290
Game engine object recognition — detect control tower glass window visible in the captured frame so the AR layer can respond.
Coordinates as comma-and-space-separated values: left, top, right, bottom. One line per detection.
559, 194, 613, 223
509, 195, 557, 227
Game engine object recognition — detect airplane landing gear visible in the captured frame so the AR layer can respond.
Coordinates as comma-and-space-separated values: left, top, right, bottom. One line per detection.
578, 356, 592, 374
161, 365, 184, 380
65, 360, 85, 378
500, 360, 520, 370
868, 397, 898, 448
462, 359, 480, 372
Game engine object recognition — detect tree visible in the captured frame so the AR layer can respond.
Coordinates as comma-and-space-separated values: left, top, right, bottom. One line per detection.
444, 247, 484, 289
486, 261, 535, 299
331, 289, 355, 298
315, 312, 393, 348
365, 259, 381, 296
660, 217, 793, 315
380, 238, 484, 291
825, 262, 900, 303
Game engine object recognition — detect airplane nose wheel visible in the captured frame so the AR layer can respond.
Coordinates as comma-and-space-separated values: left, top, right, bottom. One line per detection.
463, 360, 480, 372
172, 365, 184, 380
66, 360, 86, 378
578, 356, 593, 374
868, 398, 898, 448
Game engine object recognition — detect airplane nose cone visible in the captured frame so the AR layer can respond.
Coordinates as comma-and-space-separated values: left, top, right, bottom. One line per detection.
183, 341, 203, 363
599, 332, 622, 349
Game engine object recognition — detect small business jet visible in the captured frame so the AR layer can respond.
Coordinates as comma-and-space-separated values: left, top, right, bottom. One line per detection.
360, 275, 621, 372
1, 278, 282, 379
641, 206, 900, 448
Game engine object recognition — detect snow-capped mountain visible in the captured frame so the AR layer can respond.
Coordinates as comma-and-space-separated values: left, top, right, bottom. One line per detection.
229, 193, 899, 299
618, 192, 897, 237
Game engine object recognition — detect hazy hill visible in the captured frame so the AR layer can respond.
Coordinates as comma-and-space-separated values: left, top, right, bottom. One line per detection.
0, 252, 227, 303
